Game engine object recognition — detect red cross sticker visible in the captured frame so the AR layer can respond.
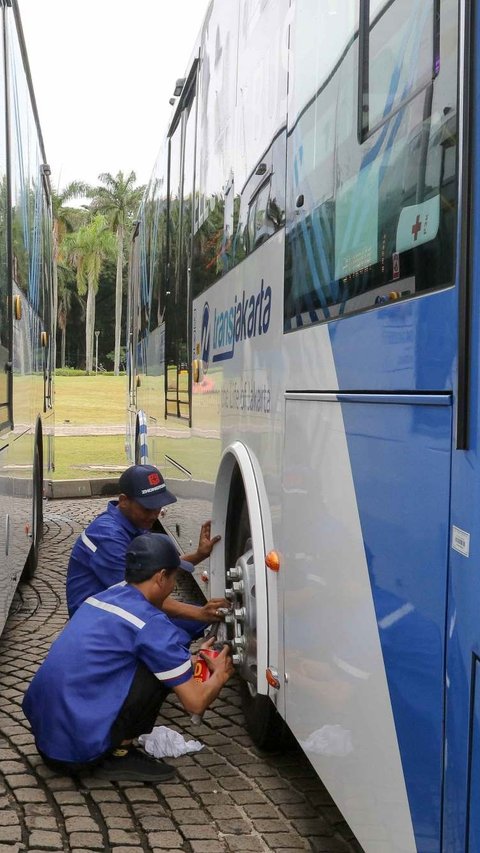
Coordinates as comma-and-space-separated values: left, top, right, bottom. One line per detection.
411, 215, 422, 241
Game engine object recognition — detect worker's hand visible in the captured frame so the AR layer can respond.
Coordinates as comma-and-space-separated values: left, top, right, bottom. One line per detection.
199, 643, 234, 683
199, 598, 231, 622
196, 521, 221, 561
183, 521, 221, 566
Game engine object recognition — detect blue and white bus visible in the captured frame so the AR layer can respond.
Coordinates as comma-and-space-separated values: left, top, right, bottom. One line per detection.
127, 0, 475, 849
0, 0, 54, 630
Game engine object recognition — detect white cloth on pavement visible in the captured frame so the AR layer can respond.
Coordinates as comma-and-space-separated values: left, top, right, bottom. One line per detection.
138, 726, 204, 759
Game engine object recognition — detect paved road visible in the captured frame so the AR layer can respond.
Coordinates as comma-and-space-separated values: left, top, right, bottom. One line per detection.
0, 497, 362, 853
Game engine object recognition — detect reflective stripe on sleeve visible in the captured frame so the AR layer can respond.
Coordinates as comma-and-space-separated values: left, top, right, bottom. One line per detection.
154, 659, 192, 682
85, 596, 146, 629
81, 530, 97, 552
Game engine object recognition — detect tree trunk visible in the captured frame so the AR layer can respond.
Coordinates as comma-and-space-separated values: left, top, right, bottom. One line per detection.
52, 220, 59, 368
114, 223, 124, 376
85, 281, 95, 374
61, 324, 66, 368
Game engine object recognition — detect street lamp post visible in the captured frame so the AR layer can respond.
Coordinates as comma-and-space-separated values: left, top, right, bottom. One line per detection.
95, 330, 100, 374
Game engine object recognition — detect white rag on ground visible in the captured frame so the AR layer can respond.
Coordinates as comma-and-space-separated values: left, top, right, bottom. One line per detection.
138, 726, 204, 759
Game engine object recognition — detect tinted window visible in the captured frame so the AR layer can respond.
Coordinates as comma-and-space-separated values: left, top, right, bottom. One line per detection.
362, 0, 436, 137
285, 0, 458, 330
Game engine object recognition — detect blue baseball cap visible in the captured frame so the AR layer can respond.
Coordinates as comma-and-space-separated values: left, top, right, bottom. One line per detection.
126, 533, 194, 574
118, 465, 177, 509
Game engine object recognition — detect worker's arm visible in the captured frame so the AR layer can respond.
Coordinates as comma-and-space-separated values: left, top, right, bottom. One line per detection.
162, 596, 230, 623
162, 520, 225, 621
173, 644, 234, 715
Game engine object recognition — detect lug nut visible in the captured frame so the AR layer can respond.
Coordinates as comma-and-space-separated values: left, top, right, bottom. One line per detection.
224, 588, 234, 600
232, 653, 244, 666
227, 566, 243, 580
232, 580, 244, 593
234, 607, 246, 620
233, 635, 246, 649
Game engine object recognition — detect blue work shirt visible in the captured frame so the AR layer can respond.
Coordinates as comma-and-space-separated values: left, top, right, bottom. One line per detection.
66, 500, 207, 643
66, 501, 146, 617
22, 582, 193, 764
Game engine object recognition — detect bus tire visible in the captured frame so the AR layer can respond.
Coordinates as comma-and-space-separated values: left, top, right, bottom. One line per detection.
226, 482, 289, 751
22, 443, 43, 582
240, 682, 293, 752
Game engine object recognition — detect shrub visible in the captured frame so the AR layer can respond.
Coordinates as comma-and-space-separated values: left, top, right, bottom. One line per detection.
56, 368, 126, 376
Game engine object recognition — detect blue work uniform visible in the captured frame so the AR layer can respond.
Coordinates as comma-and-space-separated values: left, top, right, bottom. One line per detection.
66, 501, 207, 643
66, 501, 142, 616
22, 582, 193, 764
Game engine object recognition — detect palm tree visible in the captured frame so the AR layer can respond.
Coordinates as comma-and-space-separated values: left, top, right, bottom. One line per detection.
61, 215, 116, 373
57, 270, 72, 368
57, 267, 84, 368
86, 172, 144, 374
51, 182, 90, 367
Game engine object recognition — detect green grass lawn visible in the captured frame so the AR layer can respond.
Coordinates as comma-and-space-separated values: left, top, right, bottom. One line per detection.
53, 435, 127, 480
55, 375, 126, 425
51, 376, 220, 482
52, 376, 127, 480
53, 434, 220, 482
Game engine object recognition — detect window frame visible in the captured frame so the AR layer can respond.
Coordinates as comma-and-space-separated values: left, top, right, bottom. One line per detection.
357, 0, 441, 143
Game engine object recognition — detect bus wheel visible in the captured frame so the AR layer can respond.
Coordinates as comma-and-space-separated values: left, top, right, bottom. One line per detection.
226, 499, 289, 751
22, 444, 43, 582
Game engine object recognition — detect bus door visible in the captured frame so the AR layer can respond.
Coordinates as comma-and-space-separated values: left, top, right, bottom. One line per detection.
165, 63, 198, 425
282, 392, 452, 853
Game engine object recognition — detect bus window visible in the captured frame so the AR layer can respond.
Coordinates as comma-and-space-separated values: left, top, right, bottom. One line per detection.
245, 178, 278, 253
253, 181, 271, 248
285, 0, 458, 330
165, 75, 197, 422
361, 0, 436, 140
191, 4, 237, 298
233, 131, 287, 264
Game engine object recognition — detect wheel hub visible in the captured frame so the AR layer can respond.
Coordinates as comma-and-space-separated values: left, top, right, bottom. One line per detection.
224, 539, 257, 688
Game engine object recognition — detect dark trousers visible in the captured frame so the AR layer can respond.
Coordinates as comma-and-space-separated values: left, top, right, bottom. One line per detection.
39, 663, 169, 775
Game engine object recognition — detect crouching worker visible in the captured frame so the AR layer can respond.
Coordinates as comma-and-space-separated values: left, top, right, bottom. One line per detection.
22, 534, 234, 783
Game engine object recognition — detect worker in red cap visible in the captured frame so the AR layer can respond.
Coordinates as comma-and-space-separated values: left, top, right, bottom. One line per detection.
66, 464, 229, 641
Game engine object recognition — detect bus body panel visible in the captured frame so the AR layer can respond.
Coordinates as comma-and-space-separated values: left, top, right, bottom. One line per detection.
0, 444, 14, 628
192, 235, 452, 849
436, 0, 480, 844
0, 1, 54, 632
282, 392, 451, 852
127, 0, 467, 848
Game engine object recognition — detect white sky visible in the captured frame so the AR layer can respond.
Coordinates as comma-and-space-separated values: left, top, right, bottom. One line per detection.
17, 0, 210, 193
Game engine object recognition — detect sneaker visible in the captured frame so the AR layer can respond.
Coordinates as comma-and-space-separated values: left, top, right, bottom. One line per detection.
94, 746, 175, 782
